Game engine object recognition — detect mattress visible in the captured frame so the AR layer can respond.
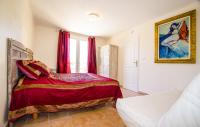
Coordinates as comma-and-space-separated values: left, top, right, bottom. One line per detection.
116, 90, 181, 127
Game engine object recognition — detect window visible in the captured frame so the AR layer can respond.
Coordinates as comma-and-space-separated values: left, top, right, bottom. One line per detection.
70, 38, 88, 73
79, 40, 88, 72
70, 39, 77, 73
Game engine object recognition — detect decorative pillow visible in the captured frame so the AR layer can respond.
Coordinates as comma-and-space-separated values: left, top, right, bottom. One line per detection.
16, 60, 41, 79
29, 61, 50, 76
158, 73, 200, 127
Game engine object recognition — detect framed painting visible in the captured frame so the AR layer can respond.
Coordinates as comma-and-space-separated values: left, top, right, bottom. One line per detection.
155, 10, 196, 63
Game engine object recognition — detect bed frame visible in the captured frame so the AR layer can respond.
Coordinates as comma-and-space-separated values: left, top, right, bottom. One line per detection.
7, 38, 38, 124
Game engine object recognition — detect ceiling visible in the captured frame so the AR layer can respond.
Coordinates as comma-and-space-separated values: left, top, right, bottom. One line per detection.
31, 0, 197, 37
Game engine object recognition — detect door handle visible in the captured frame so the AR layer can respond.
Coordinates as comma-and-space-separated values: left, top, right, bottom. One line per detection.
133, 60, 138, 67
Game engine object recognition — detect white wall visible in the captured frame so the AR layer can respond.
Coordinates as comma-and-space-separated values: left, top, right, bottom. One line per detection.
108, 2, 200, 94
0, 0, 34, 126
33, 24, 108, 72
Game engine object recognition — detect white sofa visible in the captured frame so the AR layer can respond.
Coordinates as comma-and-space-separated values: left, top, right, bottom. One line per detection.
117, 73, 200, 127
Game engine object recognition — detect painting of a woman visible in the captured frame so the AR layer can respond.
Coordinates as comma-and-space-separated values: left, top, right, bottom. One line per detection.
159, 18, 189, 59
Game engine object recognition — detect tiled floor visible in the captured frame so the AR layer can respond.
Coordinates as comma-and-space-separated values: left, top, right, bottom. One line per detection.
14, 105, 125, 127
14, 88, 146, 127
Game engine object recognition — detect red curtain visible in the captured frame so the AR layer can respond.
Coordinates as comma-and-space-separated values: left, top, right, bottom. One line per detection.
88, 36, 97, 74
57, 30, 71, 73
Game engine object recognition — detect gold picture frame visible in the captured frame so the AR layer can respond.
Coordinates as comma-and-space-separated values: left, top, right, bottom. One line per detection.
155, 10, 196, 63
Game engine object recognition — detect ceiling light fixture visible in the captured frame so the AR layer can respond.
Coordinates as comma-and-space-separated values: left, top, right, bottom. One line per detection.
88, 13, 100, 22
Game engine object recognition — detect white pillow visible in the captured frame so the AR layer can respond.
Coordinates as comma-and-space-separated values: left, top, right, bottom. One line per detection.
158, 73, 200, 127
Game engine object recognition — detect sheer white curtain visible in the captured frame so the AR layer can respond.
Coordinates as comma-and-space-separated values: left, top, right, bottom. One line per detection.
70, 38, 88, 73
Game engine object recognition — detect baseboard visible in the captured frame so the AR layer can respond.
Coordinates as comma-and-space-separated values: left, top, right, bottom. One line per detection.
120, 87, 148, 95
1, 121, 8, 127
5, 121, 8, 127
5, 121, 13, 127
138, 91, 148, 95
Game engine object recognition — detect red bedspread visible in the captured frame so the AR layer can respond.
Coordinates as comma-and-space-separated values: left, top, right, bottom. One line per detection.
9, 73, 122, 121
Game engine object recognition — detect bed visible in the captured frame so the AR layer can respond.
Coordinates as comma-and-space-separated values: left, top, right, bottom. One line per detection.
7, 38, 122, 122
116, 90, 182, 127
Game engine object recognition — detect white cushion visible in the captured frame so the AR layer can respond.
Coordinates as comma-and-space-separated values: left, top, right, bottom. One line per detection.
158, 73, 200, 127
116, 90, 181, 127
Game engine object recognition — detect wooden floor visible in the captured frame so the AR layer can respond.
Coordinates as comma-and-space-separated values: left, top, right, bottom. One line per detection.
14, 88, 146, 127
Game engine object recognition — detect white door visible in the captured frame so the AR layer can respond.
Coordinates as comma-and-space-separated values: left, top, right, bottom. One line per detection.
123, 32, 139, 92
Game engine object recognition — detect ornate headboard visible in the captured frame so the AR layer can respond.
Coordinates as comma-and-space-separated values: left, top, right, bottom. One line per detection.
7, 38, 33, 105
